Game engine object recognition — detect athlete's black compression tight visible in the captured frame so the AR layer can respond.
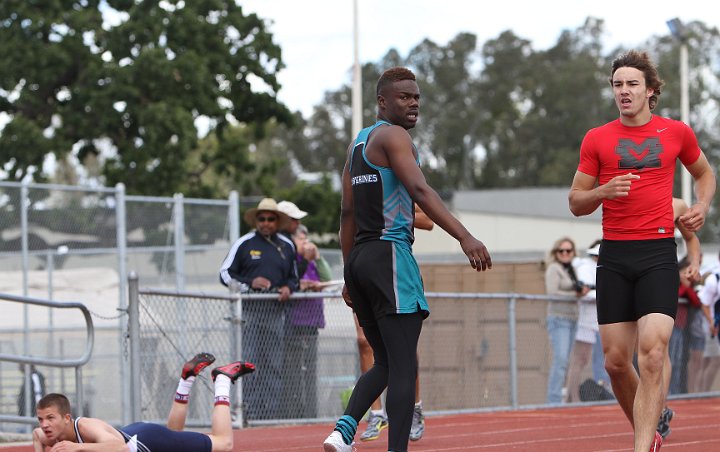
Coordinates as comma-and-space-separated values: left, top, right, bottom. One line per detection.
345, 312, 423, 452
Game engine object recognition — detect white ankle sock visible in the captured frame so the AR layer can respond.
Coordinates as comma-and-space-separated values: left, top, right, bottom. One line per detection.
214, 374, 231, 406
174, 376, 195, 403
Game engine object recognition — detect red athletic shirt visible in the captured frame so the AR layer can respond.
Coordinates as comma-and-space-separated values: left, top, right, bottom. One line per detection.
577, 115, 701, 240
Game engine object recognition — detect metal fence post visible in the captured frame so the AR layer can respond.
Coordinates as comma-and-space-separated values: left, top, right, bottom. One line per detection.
21, 180, 30, 429
229, 190, 239, 242
76, 366, 84, 417
128, 271, 141, 422
232, 293, 244, 428
508, 295, 518, 408
115, 182, 131, 425
21, 179, 29, 296
173, 193, 185, 292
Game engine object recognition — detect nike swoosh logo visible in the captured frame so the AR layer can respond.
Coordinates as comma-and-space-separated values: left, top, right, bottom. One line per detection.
657, 128, 668, 133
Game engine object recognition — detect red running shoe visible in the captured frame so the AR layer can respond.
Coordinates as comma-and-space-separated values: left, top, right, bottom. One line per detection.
212, 361, 256, 383
181, 353, 216, 379
649, 430, 663, 452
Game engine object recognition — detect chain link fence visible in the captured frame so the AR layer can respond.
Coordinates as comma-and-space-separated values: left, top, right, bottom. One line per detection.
130, 283, 356, 426
0, 181, 242, 426
2, 181, 719, 429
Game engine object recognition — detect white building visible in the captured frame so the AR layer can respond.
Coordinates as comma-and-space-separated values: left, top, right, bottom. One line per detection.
414, 187, 601, 258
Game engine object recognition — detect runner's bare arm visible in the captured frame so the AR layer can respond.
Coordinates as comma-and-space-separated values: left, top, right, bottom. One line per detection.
679, 153, 716, 232
340, 142, 357, 306
382, 126, 491, 271
569, 171, 640, 216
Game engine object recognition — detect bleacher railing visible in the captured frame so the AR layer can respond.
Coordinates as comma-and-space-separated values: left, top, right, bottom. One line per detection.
0, 293, 94, 425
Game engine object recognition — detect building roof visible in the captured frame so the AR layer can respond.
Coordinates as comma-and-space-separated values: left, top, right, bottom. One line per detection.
452, 187, 602, 221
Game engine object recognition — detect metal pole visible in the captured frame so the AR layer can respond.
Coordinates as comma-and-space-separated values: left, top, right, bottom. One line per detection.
23, 364, 31, 432
667, 18, 692, 206
229, 190, 240, 242
508, 296, 518, 408
21, 180, 29, 297
232, 295, 244, 428
173, 194, 187, 358
174, 193, 185, 291
680, 42, 692, 207
115, 182, 131, 425
21, 181, 30, 422
128, 271, 142, 422
351, 0, 362, 137
48, 252, 55, 393
75, 366, 84, 417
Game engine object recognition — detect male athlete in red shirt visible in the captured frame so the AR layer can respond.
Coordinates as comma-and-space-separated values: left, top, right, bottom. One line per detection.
568, 50, 715, 452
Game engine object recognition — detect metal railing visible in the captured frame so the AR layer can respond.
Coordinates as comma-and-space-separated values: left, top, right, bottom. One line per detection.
0, 293, 94, 425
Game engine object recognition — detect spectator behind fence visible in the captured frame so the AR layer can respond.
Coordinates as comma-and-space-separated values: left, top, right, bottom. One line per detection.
281, 223, 332, 419
219, 197, 299, 420
564, 240, 611, 403
278, 200, 307, 242
667, 259, 700, 395
545, 237, 586, 404
698, 258, 720, 391
17, 364, 46, 417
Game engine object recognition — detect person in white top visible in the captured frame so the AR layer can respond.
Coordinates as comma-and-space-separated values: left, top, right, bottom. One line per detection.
564, 240, 608, 402
697, 260, 720, 391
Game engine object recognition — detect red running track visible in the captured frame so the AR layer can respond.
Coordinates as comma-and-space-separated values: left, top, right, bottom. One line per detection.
4, 397, 720, 451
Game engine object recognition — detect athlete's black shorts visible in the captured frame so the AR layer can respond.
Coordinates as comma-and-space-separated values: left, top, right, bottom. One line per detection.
596, 238, 679, 324
344, 240, 428, 328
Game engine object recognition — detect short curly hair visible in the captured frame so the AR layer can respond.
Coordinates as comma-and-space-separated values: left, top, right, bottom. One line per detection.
376, 67, 416, 96
609, 50, 665, 111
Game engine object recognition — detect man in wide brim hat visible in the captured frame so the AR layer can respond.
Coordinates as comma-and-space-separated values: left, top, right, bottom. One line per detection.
243, 198, 292, 230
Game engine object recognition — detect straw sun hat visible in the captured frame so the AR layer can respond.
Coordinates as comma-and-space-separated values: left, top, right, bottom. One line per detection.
243, 198, 291, 230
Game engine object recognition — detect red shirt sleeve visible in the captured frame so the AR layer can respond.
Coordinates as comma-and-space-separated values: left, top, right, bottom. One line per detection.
679, 284, 702, 307
577, 128, 599, 177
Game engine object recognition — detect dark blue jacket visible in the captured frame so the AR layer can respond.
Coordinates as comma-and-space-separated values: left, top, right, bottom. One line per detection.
219, 230, 298, 291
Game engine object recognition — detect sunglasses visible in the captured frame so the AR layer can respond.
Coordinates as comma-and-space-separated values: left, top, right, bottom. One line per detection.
256, 216, 277, 223
556, 248, 574, 254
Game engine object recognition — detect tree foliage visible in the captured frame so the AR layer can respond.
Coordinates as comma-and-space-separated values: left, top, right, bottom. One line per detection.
2, 7, 719, 239
272, 18, 719, 238
0, 0, 291, 195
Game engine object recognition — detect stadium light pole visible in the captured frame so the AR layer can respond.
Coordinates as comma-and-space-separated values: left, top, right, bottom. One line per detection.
667, 18, 692, 207
351, 0, 362, 137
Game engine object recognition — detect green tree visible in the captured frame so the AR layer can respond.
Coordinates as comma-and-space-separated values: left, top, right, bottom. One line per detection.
0, 0, 291, 195
647, 21, 720, 241
405, 33, 483, 190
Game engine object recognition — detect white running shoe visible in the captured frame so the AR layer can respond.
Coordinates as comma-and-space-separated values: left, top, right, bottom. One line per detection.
409, 403, 425, 441
323, 430, 355, 452
360, 411, 388, 441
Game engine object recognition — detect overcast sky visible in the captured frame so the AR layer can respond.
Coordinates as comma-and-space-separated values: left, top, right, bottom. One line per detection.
240, 0, 718, 116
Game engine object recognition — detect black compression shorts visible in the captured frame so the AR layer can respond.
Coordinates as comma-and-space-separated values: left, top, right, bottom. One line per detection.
596, 238, 679, 324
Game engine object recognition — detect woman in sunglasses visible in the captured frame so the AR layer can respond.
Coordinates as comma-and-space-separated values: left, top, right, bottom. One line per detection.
545, 236, 588, 404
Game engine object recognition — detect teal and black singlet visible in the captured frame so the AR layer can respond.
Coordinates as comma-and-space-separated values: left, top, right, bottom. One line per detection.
349, 120, 415, 247
347, 120, 429, 322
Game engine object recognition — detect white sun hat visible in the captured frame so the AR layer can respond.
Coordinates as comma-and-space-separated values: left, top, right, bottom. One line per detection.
277, 200, 308, 220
